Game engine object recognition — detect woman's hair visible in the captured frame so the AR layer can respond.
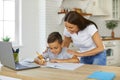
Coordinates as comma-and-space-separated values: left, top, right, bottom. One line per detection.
47, 32, 63, 44
64, 11, 98, 30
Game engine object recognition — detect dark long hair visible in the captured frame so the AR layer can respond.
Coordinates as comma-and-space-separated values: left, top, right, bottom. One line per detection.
64, 11, 98, 30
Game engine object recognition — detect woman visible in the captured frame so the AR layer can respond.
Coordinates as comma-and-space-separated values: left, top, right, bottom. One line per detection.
63, 11, 106, 65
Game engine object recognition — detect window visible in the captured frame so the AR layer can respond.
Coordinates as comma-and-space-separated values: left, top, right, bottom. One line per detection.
0, 0, 21, 46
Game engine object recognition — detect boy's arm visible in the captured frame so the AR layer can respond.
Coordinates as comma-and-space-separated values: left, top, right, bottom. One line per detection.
34, 50, 50, 65
50, 56, 79, 63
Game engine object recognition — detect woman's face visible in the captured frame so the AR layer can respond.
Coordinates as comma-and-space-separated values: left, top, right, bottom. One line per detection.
65, 22, 79, 34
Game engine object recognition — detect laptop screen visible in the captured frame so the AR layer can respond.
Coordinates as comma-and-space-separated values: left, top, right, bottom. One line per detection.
0, 42, 16, 69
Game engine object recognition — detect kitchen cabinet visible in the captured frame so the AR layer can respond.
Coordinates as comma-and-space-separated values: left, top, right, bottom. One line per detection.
103, 40, 120, 66
105, 0, 120, 20
89, 0, 108, 16
58, 0, 93, 16
58, 0, 109, 16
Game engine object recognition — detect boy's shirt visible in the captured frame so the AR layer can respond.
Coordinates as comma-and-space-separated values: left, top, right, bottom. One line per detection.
42, 47, 73, 60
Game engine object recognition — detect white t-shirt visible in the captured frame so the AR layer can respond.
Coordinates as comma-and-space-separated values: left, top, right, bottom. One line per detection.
63, 24, 98, 52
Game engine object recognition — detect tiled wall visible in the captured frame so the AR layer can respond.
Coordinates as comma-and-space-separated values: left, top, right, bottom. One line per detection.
46, 0, 120, 38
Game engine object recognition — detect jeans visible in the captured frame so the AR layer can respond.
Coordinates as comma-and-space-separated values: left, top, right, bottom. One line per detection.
80, 50, 106, 65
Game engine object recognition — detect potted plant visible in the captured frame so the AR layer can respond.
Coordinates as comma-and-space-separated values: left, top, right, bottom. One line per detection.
106, 20, 118, 38
2, 36, 10, 42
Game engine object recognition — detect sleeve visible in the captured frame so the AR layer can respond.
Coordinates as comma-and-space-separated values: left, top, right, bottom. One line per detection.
42, 50, 49, 60
64, 48, 73, 58
65, 52, 73, 58
63, 28, 71, 37
87, 24, 98, 36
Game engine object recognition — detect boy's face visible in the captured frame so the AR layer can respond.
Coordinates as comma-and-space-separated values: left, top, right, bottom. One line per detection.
48, 40, 62, 55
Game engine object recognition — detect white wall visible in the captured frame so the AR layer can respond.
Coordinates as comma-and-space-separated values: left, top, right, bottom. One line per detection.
20, 0, 40, 60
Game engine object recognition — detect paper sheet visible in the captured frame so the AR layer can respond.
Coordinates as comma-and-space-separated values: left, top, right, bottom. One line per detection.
45, 62, 84, 70
21, 58, 34, 63
0, 75, 21, 80
0, 63, 3, 67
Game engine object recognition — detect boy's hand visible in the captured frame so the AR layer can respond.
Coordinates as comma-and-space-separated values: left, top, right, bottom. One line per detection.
34, 57, 46, 65
38, 54, 44, 60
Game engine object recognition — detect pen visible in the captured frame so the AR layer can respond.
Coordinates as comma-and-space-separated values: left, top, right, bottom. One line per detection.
16, 48, 19, 53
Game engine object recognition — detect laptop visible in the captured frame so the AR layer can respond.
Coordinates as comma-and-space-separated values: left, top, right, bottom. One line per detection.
0, 41, 40, 70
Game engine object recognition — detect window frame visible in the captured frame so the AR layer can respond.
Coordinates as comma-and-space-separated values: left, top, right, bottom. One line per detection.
0, 0, 22, 47
14, 0, 22, 46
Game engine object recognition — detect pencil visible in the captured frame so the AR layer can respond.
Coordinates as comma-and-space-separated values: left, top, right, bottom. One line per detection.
36, 51, 40, 56
36, 51, 44, 60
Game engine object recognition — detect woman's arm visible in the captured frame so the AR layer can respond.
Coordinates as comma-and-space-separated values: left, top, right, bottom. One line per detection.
50, 55, 79, 63
62, 36, 72, 48
67, 31, 104, 57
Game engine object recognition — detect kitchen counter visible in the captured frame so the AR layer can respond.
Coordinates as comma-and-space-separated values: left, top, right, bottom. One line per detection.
102, 37, 120, 41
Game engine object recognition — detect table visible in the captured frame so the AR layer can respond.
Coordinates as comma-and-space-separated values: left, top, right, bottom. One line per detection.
0, 64, 120, 80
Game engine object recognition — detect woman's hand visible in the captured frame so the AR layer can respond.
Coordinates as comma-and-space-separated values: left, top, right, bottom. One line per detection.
67, 49, 80, 56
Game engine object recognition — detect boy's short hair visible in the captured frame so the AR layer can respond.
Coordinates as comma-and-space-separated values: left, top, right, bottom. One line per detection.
47, 32, 63, 44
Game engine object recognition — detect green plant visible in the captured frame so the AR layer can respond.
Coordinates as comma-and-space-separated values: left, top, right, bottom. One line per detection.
106, 20, 118, 38
2, 36, 10, 42
106, 20, 118, 30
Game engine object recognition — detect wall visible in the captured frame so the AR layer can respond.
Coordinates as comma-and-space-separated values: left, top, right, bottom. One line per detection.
46, 0, 64, 37
20, 0, 40, 60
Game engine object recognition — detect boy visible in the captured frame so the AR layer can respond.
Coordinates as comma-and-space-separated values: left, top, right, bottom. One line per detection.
34, 32, 79, 65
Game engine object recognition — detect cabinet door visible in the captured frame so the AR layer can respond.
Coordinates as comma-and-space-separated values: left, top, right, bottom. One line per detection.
103, 40, 120, 66
105, 46, 118, 66
106, 0, 120, 20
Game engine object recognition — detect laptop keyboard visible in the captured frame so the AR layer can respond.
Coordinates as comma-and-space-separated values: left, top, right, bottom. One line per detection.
15, 62, 40, 70
16, 63, 29, 69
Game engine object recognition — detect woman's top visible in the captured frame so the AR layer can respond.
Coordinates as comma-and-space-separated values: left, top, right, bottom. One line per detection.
42, 47, 73, 60
64, 24, 100, 52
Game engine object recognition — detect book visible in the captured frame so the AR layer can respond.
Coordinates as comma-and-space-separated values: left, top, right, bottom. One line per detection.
87, 71, 115, 80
